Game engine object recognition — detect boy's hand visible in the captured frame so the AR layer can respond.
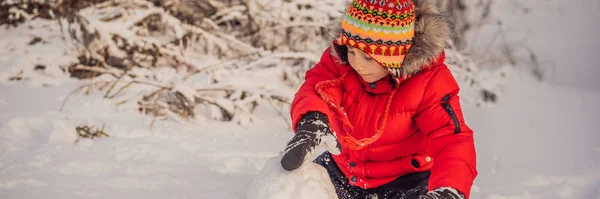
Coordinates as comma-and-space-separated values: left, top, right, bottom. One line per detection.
419, 187, 465, 199
280, 111, 341, 171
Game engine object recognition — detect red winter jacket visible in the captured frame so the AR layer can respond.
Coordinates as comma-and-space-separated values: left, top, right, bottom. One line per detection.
290, 48, 478, 198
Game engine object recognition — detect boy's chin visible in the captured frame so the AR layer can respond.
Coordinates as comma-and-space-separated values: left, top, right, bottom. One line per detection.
361, 76, 383, 83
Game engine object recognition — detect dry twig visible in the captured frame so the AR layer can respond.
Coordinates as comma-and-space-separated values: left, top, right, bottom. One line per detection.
74, 124, 109, 143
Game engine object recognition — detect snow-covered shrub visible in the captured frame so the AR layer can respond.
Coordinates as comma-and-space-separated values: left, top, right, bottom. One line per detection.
439, 0, 542, 81
1, 0, 508, 126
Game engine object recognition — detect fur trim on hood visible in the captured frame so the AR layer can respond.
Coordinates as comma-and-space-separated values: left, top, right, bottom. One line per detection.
328, 0, 450, 77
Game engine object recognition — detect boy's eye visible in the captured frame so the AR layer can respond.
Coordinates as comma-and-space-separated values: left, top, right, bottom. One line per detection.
364, 56, 372, 60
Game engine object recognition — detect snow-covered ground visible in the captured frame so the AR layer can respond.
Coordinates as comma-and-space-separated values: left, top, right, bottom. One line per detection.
462, 1, 600, 197
1, 67, 598, 199
466, 72, 600, 199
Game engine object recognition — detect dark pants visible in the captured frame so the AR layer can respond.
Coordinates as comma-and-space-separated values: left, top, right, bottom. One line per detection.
314, 152, 430, 199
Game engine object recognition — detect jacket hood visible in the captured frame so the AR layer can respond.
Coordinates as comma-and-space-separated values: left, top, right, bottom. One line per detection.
328, 0, 450, 78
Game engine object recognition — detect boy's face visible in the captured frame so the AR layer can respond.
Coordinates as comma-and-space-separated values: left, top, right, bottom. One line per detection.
347, 46, 389, 83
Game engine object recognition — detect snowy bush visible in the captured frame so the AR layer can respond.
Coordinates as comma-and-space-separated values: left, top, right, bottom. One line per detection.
1, 0, 508, 126
439, 0, 543, 80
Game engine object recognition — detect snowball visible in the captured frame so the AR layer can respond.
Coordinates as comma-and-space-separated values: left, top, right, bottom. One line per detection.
247, 155, 337, 199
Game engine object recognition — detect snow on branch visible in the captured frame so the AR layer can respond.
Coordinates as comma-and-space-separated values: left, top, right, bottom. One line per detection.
2, 0, 508, 126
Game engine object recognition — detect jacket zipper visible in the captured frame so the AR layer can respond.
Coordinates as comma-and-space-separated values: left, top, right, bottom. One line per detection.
441, 94, 461, 134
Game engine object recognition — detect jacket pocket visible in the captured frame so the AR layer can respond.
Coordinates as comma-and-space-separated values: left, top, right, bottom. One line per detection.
441, 94, 460, 134
400, 153, 434, 173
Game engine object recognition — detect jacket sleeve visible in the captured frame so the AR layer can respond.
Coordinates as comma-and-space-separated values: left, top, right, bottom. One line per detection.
290, 48, 343, 132
413, 66, 478, 199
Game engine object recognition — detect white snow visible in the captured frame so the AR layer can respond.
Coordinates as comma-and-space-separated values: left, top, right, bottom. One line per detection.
247, 155, 337, 199
0, 18, 77, 86
173, 84, 198, 104
320, 133, 341, 155
0, 83, 288, 198
465, 0, 600, 90
1, 67, 598, 199
464, 72, 600, 199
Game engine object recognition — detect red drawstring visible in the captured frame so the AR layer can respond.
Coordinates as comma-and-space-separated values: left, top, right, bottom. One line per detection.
315, 72, 398, 151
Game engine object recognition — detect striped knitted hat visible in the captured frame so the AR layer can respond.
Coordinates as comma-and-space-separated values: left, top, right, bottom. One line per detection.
335, 0, 416, 79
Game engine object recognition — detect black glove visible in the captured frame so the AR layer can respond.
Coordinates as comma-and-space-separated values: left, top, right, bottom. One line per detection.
280, 111, 342, 171
419, 187, 465, 199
